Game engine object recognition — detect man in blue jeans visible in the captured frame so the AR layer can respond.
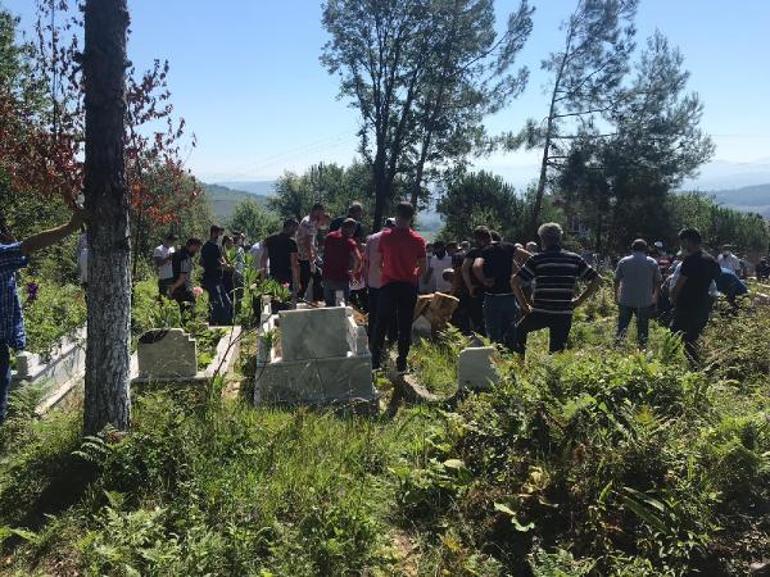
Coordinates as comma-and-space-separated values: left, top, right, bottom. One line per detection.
0, 210, 86, 425
614, 238, 662, 348
472, 231, 530, 349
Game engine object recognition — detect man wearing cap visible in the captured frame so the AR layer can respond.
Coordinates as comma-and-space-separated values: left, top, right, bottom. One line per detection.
717, 245, 741, 276
200, 224, 233, 325
322, 218, 361, 306
154, 233, 178, 298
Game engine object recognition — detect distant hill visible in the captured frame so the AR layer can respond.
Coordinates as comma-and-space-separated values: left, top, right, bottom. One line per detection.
215, 181, 276, 196
203, 183, 270, 222
708, 183, 770, 217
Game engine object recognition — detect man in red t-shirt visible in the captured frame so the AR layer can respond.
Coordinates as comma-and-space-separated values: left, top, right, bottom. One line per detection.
322, 218, 361, 306
371, 202, 427, 372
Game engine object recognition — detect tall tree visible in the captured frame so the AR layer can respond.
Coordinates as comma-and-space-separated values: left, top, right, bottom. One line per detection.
321, 0, 533, 229
518, 0, 637, 234
82, 0, 131, 434
405, 0, 532, 207
558, 31, 715, 253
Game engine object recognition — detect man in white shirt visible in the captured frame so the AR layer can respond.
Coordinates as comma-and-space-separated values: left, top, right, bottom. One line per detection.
431, 241, 454, 293
153, 233, 177, 297
717, 245, 741, 275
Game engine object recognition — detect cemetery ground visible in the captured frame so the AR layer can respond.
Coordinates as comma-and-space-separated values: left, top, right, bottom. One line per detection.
1, 284, 769, 576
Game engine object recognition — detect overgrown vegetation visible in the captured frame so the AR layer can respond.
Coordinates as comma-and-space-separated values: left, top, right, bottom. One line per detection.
1, 295, 768, 576
21, 275, 86, 360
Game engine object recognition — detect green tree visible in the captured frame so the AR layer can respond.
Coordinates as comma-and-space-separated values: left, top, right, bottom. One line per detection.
513, 0, 637, 234
229, 198, 280, 243
321, 0, 533, 229
436, 171, 528, 242
558, 31, 714, 253
667, 193, 769, 256
269, 161, 407, 228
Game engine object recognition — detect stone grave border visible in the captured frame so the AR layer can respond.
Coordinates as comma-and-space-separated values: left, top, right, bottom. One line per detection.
10, 325, 87, 416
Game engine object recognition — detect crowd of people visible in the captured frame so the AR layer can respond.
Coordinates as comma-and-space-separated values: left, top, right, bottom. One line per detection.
1, 198, 769, 426
152, 198, 767, 374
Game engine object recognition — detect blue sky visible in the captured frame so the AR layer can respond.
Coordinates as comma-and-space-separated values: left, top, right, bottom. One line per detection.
4, 0, 770, 189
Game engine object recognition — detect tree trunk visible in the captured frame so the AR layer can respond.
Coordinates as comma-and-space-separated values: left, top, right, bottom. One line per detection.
82, 0, 131, 434
594, 208, 603, 254
372, 139, 388, 232
373, 169, 387, 233
531, 24, 574, 238
531, 131, 551, 238
410, 133, 431, 209
410, 160, 425, 209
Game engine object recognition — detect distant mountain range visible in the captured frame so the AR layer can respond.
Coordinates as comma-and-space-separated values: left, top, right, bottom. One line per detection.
216, 181, 276, 196
701, 183, 770, 217
202, 177, 770, 227
203, 182, 272, 221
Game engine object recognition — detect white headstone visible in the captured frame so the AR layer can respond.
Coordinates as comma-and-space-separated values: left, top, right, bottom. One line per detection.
137, 328, 198, 378
457, 346, 499, 391
279, 306, 350, 361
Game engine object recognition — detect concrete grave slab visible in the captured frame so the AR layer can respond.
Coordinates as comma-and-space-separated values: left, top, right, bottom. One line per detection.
132, 326, 242, 386
11, 325, 87, 416
255, 305, 378, 408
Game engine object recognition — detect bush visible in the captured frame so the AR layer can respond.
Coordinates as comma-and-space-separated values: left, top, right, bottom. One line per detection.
21, 276, 86, 359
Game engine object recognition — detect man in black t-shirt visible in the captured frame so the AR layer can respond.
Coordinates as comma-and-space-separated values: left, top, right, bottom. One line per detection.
168, 238, 203, 316
262, 219, 301, 298
459, 227, 493, 336
473, 239, 529, 348
670, 228, 721, 365
200, 224, 233, 325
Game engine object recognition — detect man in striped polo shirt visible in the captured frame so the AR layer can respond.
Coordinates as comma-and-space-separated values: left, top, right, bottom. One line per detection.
512, 222, 601, 356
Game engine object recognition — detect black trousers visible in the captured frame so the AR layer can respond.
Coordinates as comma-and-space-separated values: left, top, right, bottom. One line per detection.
368, 287, 398, 340
671, 300, 713, 366
516, 311, 573, 356
469, 292, 486, 336
299, 260, 312, 299
371, 282, 417, 369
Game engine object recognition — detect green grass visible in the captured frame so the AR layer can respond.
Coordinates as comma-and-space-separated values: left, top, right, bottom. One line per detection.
0, 292, 769, 576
